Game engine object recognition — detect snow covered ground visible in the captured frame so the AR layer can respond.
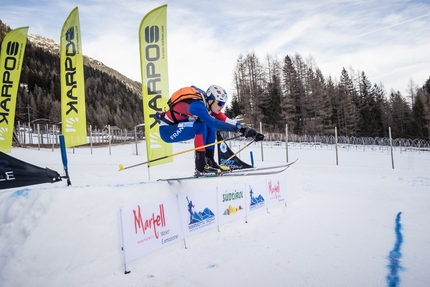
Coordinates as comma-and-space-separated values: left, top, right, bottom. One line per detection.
1, 140, 430, 287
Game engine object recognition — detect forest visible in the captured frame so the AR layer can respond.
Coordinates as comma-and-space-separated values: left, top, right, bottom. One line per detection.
225, 52, 430, 140
0, 20, 143, 131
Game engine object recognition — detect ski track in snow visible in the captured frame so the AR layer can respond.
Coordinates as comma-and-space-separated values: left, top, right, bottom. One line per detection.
386, 212, 404, 287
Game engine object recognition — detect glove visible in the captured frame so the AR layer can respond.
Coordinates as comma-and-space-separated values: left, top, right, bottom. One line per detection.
254, 133, 264, 142
239, 127, 264, 142
239, 127, 253, 138
238, 127, 256, 138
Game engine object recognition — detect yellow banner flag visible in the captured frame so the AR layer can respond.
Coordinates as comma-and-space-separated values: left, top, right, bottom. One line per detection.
0, 26, 28, 153
60, 7, 87, 147
139, 5, 172, 167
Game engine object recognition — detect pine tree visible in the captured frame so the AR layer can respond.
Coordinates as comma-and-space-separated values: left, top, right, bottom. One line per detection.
326, 75, 338, 135
224, 94, 241, 119
232, 52, 265, 128
259, 74, 282, 132
411, 95, 429, 139
305, 66, 329, 134
282, 55, 305, 134
337, 68, 359, 135
420, 77, 430, 137
357, 72, 383, 136
389, 91, 411, 138
315, 69, 334, 135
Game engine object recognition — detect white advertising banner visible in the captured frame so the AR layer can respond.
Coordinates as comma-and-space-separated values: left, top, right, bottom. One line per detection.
217, 183, 246, 225
119, 173, 289, 265
178, 187, 218, 237
265, 174, 287, 208
245, 180, 268, 215
120, 196, 183, 264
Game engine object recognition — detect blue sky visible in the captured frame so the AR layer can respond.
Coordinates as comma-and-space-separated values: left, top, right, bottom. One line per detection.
2, 0, 430, 100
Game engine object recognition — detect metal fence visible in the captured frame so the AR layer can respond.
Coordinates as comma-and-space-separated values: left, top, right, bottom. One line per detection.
14, 123, 142, 148
258, 132, 430, 151
14, 122, 430, 151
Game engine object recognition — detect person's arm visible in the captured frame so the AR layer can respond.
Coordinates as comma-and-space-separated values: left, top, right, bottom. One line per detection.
212, 109, 264, 141
212, 112, 240, 127
188, 102, 238, 132
189, 101, 264, 141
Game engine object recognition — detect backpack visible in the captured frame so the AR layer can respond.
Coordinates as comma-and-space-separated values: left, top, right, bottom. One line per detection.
158, 87, 204, 124
167, 87, 203, 108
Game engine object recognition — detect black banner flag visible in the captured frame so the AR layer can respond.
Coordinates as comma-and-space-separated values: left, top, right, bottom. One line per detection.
0, 152, 62, 190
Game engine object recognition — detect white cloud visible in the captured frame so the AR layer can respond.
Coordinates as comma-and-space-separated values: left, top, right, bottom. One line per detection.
1, 0, 429, 98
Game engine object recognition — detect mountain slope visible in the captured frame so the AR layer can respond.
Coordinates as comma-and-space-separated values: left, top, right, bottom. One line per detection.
0, 20, 143, 130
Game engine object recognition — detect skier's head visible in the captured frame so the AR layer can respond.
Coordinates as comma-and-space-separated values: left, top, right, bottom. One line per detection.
205, 85, 227, 114
206, 85, 228, 107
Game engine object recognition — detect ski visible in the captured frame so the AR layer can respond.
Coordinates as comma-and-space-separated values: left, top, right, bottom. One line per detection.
229, 159, 298, 174
157, 173, 217, 181
221, 160, 297, 177
157, 159, 298, 182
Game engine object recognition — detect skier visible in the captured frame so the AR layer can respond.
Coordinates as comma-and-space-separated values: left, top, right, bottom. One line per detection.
186, 196, 195, 224
157, 85, 264, 176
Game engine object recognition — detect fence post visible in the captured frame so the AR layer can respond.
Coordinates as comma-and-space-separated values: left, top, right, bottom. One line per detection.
389, 127, 395, 169
90, 125, 93, 155
17, 121, 22, 144
135, 126, 139, 155
52, 125, 55, 152
285, 124, 289, 163
37, 124, 41, 151
108, 125, 112, 156
45, 124, 49, 145
335, 127, 338, 165
28, 122, 33, 145
259, 122, 264, 161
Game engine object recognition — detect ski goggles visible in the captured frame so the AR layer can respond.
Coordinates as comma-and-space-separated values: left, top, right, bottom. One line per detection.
215, 100, 226, 107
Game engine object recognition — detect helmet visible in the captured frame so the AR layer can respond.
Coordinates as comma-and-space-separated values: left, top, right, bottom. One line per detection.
206, 85, 228, 103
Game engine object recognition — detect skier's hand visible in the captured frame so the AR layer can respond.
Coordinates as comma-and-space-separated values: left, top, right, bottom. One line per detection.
238, 127, 252, 137
239, 127, 265, 141
239, 127, 256, 138
254, 133, 264, 142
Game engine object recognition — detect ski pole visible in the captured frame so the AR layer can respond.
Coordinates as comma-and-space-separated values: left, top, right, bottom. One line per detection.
226, 138, 256, 161
59, 135, 72, 186
119, 135, 241, 171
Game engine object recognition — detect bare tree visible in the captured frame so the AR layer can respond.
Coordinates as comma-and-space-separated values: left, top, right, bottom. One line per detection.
406, 77, 419, 107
